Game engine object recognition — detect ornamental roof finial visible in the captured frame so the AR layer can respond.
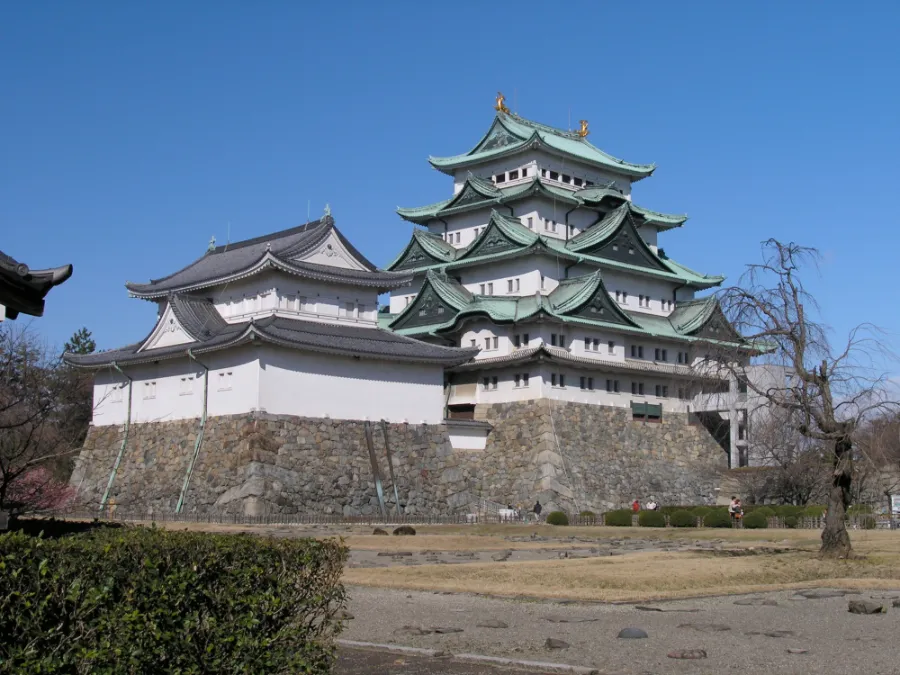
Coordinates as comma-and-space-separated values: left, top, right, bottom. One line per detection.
207, 236, 216, 252
578, 120, 589, 138
494, 91, 509, 114
324, 203, 331, 218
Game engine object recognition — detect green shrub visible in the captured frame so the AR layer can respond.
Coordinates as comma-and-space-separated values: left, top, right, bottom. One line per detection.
659, 505, 694, 517
804, 505, 826, 518
546, 511, 569, 526
783, 515, 799, 529
604, 510, 634, 527
669, 509, 697, 528
751, 506, 776, 518
847, 504, 874, 515
743, 511, 769, 529
692, 506, 713, 518
703, 509, 733, 528
638, 510, 666, 528
578, 510, 596, 524
0, 526, 347, 674
774, 505, 804, 518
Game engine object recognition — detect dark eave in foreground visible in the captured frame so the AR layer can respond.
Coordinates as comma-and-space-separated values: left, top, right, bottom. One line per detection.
0, 250, 73, 319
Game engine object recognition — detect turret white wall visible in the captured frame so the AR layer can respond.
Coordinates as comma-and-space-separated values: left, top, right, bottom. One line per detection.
89, 344, 446, 427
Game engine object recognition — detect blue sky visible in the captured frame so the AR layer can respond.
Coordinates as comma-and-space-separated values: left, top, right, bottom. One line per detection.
2, 1, 898, 372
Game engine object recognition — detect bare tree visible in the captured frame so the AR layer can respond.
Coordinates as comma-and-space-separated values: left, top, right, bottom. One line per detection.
0, 323, 92, 515
703, 240, 897, 558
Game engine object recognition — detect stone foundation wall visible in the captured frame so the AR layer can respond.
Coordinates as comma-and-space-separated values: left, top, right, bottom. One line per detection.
72, 400, 728, 516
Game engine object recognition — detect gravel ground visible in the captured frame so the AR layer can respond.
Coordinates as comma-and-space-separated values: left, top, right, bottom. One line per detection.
342, 586, 900, 675
337, 647, 555, 674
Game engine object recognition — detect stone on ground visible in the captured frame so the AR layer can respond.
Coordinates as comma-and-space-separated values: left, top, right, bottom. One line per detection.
545, 638, 570, 650
668, 649, 707, 659
678, 622, 731, 632
734, 598, 778, 606
848, 600, 886, 615
476, 619, 509, 629
617, 627, 648, 639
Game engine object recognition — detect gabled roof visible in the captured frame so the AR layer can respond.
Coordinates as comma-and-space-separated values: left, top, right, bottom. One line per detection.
387, 208, 723, 289
387, 271, 742, 347
0, 250, 73, 319
428, 112, 655, 180
126, 216, 412, 299
397, 176, 684, 231
64, 311, 479, 370
449, 344, 723, 381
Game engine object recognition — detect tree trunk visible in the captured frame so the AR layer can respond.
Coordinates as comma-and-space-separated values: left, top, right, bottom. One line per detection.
820, 436, 853, 558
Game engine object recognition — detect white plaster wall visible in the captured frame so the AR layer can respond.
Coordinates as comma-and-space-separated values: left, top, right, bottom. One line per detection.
458, 257, 560, 297
90, 347, 261, 426
446, 426, 490, 450
140, 301, 195, 350
258, 345, 445, 423
586, 268, 681, 317
293, 230, 368, 270
212, 271, 379, 326
388, 276, 424, 314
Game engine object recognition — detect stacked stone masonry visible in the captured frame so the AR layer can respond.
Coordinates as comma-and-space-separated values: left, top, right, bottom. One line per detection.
72, 400, 727, 516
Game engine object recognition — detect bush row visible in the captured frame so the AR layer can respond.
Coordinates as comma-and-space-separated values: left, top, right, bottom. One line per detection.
0, 526, 348, 674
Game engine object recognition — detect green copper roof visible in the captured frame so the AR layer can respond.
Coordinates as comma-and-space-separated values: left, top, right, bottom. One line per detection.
388, 270, 741, 347
388, 206, 723, 289
428, 112, 656, 179
397, 176, 683, 231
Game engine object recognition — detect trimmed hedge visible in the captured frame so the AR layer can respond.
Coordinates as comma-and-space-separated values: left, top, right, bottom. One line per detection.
604, 510, 634, 527
692, 506, 713, 519
669, 509, 697, 528
784, 515, 799, 529
546, 511, 569, 526
775, 505, 805, 518
703, 509, 733, 528
847, 504, 874, 515
804, 505, 826, 518
0, 526, 347, 674
750, 506, 776, 518
743, 511, 769, 529
578, 510, 597, 524
638, 510, 666, 528
858, 515, 877, 530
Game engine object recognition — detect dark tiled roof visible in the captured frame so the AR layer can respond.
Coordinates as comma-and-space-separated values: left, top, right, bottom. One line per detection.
125, 217, 411, 297
0, 250, 73, 319
64, 312, 479, 369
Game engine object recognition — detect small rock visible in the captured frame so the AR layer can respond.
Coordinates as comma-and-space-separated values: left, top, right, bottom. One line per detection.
618, 627, 648, 639
734, 598, 779, 606
787, 648, 809, 654
431, 627, 463, 634
678, 623, 731, 632
433, 650, 453, 658
393, 525, 416, 536
372, 528, 388, 535
893, 599, 900, 608
667, 649, 707, 660
476, 619, 509, 629
848, 600, 886, 615
393, 625, 433, 636
545, 638, 570, 650
336, 610, 354, 620
491, 551, 512, 562
543, 616, 599, 623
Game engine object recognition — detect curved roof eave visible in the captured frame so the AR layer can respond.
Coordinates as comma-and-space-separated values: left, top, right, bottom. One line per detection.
126, 252, 413, 299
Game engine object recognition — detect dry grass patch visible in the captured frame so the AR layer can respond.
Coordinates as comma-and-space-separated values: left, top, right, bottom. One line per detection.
344, 545, 900, 602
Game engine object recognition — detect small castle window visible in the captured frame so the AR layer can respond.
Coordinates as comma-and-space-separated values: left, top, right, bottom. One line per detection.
508, 169, 519, 180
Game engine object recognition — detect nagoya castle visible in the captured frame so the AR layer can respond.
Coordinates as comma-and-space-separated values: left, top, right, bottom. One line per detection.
382, 94, 750, 467
67, 93, 750, 518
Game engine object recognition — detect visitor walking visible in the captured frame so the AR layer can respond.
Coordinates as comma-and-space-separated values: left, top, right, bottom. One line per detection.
645, 498, 658, 511
533, 500, 543, 522
729, 496, 740, 524
632, 499, 641, 513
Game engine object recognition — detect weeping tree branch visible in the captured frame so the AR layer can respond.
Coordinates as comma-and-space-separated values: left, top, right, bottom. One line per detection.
693, 239, 898, 558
